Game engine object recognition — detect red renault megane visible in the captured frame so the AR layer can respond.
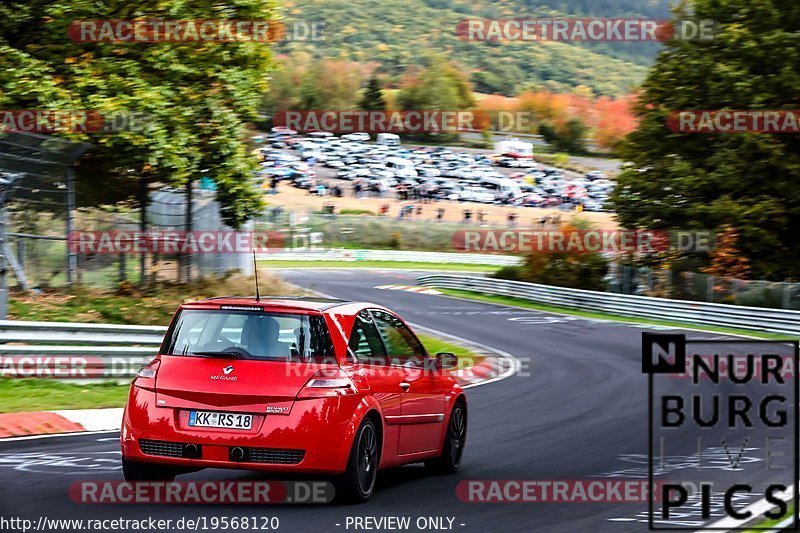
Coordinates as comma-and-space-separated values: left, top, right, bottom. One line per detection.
121, 296, 467, 502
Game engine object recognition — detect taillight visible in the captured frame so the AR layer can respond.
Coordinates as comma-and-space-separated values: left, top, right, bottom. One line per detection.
136, 367, 156, 379
297, 369, 357, 399
134, 359, 159, 390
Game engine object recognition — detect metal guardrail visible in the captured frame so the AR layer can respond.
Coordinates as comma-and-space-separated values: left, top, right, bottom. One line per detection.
0, 320, 166, 378
257, 249, 522, 266
0, 320, 165, 346
416, 274, 800, 336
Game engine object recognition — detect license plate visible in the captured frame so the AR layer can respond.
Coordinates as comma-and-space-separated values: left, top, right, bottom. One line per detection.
188, 411, 253, 430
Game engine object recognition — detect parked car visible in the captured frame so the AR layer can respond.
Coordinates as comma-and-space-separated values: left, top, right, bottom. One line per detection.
342, 132, 371, 142
460, 186, 495, 203
376, 133, 401, 146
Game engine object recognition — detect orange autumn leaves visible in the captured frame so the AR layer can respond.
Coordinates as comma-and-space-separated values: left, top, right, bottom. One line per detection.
477, 91, 637, 151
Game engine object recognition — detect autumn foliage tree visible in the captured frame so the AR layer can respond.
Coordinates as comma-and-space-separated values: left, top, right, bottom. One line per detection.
702, 226, 751, 279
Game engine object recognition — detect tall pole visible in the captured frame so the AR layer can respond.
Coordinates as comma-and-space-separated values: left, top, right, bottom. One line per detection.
139, 175, 147, 285
0, 206, 7, 319
185, 178, 193, 282
66, 166, 76, 284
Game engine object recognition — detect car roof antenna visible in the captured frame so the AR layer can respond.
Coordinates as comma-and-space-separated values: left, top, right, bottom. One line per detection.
253, 250, 261, 302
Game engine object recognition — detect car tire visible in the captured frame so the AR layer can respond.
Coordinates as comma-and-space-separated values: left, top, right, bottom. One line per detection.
425, 403, 466, 475
122, 458, 177, 482
335, 417, 380, 504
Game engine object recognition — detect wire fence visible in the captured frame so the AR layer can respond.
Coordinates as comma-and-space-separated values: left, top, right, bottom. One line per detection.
0, 133, 255, 306
255, 208, 559, 252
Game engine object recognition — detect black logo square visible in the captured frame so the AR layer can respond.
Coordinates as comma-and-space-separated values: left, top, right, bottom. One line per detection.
642, 333, 686, 374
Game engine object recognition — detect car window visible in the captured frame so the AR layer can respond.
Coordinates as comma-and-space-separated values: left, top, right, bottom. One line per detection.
347, 310, 388, 364
163, 310, 334, 362
370, 310, 426, 364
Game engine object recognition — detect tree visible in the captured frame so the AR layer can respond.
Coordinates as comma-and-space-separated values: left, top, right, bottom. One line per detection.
538, 121, 559, 145
556, 118, 588, 153
702, 225, 751, 279
358, 75, 386, 111
538, 118, 588, 153
397, 58, 475, 111
296, 58, 365, 110
396, 57, 475, 140
610, 0, 800, 280
0, 0, 275, 228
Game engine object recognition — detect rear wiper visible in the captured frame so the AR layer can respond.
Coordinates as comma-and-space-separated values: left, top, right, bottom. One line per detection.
189, 351, 240, 359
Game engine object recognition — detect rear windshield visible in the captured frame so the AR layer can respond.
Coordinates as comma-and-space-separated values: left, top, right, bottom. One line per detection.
162, 310, 335, 362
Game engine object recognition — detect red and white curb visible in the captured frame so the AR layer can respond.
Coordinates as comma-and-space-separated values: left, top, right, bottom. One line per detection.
450, 357, 513, 387
374, 284, 442, 295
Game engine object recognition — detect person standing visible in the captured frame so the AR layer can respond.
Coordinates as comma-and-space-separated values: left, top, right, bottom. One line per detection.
507, 211, 518, 227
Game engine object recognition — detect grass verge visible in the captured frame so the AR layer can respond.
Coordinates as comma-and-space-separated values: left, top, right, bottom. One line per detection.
0, 378, 129, 413
437, 288, 792, 339
417, 333, 486, 370
258, 260, 501, 272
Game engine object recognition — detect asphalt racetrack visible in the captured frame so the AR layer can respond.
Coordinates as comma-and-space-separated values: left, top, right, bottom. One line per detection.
0, 269, 794, 532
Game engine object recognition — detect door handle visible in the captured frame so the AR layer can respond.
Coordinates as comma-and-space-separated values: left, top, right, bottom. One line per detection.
399, 382, 410, 391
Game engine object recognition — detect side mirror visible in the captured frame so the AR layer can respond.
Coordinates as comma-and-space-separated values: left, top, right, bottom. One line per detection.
435, 352, 458, 370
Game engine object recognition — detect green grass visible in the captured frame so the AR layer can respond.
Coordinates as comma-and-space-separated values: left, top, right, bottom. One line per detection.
744, 506, 793, 532
417, 333, 485, 370
0, 378, 129, 413
338, 209, 376, 216
437, 288, 794, 340
258, 260, 501, 272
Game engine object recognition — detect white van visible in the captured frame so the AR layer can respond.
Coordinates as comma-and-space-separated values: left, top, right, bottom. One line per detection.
478, 176, 523, 201
377, 133, 400, 146
384, 156, 418, 178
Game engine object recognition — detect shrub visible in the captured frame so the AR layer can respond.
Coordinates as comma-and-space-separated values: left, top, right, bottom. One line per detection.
517, 251, 609, 291
493, 265, 525, 281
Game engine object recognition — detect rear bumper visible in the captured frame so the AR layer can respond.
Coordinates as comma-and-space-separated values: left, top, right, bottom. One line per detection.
121, 387, 361, 474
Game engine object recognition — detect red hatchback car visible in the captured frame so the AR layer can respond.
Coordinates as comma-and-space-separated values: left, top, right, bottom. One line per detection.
121, 297, 467, 502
